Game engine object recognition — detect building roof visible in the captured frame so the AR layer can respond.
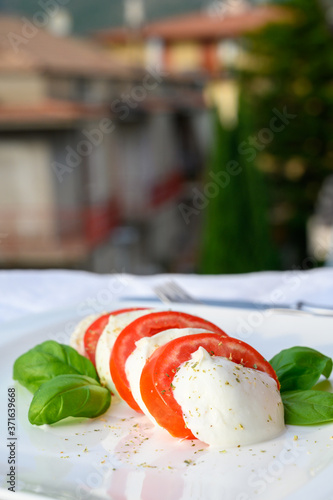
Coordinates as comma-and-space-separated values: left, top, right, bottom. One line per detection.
97, 5, 292, 43
0, 99, 109, 129
0, 16, 130, 77
96, 26, 140, 44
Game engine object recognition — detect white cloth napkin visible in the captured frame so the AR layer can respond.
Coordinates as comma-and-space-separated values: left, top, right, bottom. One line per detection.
0, 268, 333, 325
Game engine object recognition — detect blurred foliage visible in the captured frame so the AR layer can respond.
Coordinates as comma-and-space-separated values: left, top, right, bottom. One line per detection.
241, 0, 333, 268
200, 0, 333, 273
199, 103, 278, 274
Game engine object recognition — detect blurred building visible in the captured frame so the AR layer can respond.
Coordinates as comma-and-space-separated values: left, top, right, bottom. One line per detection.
95, 3, 290, 126
97, 3, 287, 73
0, 16, 208, 273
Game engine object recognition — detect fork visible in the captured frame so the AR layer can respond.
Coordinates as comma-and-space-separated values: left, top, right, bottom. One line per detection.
153, 280, 333, 316
153, 281, 199, 304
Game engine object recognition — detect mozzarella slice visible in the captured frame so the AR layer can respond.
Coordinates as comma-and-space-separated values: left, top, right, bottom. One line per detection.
95, 309, 154, 395
173, 347, 285, 447
70, 314, 100, 356
126, 327, 209, 424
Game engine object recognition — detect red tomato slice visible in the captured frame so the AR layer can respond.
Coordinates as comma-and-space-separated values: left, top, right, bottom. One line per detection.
140, 333, 280, 440
110, 311, 228, 412
84, 308, 148, 365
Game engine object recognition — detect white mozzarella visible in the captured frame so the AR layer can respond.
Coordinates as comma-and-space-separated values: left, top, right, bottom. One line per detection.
69, 314, 100, 356
126, 328, 209, 424
173, 347, 285, 448
95, 309, 154, 395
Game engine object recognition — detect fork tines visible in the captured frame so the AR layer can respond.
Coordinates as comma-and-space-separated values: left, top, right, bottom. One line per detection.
153, 280, 199, 304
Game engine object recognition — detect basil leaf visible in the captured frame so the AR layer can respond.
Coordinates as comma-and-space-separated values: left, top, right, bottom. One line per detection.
270, 346, 332, 392
28, 374, 111, 425
282, 390, 333, 425
13, 341, 98, 393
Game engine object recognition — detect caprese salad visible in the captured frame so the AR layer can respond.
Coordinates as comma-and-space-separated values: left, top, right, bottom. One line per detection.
13, 304, 333, 448
68, 307, 285, 447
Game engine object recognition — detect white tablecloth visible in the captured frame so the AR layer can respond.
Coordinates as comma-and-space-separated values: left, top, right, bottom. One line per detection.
0, 268, 333, 325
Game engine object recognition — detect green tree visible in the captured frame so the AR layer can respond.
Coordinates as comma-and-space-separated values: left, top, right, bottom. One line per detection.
200, 0, 333, 273
240, 0, 333, 267
199, 100, 278, 274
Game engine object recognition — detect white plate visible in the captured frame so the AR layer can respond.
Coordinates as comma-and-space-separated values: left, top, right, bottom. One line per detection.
1, 301, 333, 500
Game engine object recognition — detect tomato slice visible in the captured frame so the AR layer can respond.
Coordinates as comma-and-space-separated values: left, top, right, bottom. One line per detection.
140, 333, 280, 440
110, 311, 228, 412
84, 308, 148, 365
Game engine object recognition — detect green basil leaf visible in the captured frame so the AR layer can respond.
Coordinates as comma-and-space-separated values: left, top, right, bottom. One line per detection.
282, 390, 333, 425
13, 340, 98, 393
270, 346, 332, 393
28, 374, 111, 425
